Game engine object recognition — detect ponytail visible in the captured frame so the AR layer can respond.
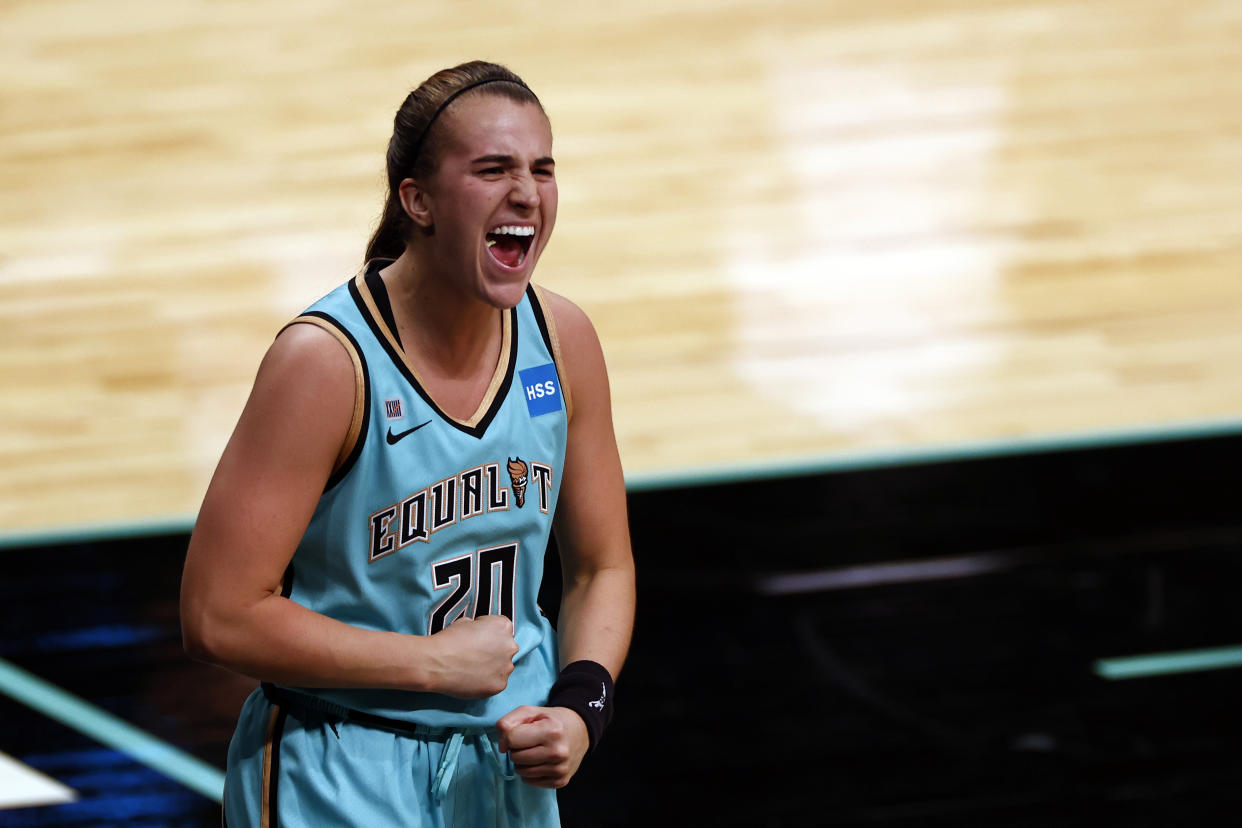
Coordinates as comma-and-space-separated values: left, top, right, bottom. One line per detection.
364, 192, 411, 263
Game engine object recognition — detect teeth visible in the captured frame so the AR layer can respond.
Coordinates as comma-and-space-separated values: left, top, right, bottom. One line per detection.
490, 225, 535, 237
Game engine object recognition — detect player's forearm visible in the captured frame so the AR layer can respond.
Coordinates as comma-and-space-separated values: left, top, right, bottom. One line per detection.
182, 592, 432, 691
555, 562, 635, 678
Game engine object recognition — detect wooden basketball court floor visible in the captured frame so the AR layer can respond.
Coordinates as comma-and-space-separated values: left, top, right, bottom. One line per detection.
2, 0, 1242, 824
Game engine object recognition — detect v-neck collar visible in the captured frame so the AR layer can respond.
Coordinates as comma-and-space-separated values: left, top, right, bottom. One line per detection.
349, 264, 517, 438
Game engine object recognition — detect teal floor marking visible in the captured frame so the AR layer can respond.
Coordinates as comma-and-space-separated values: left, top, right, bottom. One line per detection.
1094, 645, 1242, 680
3, 417, 1241, 549
0, 656, 225, 801
0, 513, 196, 551
628, 416, 1242, 492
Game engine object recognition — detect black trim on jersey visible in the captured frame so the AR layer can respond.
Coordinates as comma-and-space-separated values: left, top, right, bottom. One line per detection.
364, 262, 403, 350
348, 274, 519, 440
262, 682, 459, 740
300, 310, 371, 491
525, 283, 556, 356
281, 562, 295, 602
268, 704, 288, 828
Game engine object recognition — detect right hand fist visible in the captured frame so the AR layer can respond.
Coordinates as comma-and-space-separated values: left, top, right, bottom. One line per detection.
427, 615, 519, 699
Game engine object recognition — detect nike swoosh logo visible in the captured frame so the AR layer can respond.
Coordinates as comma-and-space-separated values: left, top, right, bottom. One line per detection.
386, 420, 432, 445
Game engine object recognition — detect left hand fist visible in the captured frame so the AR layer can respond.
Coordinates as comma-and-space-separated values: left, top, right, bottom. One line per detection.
496, 705, 589, 789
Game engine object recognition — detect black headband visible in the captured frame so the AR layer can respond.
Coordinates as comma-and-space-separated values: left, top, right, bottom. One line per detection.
411, 77, 532, 168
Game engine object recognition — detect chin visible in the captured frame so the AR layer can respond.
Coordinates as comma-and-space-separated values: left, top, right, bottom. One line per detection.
480, 276, 532, 310
478, 255, 539, 308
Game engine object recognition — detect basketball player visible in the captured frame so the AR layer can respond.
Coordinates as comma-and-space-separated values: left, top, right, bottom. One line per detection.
180, 61, 635, 827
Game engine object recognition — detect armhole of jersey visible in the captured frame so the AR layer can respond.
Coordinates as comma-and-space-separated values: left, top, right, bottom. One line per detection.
530, 284, 573, 423
279, 313, 369, 488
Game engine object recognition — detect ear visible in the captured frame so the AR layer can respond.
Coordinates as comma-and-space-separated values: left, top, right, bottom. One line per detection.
398, 178, 434, 229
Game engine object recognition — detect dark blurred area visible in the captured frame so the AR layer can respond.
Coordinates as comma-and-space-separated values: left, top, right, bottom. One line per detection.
4, 433, 1241, 826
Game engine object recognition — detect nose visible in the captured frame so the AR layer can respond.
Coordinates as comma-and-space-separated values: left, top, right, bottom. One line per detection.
510, 171, 539, 210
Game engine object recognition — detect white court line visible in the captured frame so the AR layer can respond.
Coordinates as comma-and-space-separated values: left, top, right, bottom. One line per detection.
0, 750, 77, 810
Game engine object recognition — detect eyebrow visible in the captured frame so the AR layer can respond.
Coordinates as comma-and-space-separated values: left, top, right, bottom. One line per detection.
472, 154, 556, 166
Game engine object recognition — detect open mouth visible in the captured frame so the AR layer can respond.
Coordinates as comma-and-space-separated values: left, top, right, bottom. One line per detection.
485, 225, 535, 269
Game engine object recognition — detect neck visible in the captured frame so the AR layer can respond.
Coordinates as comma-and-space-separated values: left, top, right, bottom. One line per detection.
378, 249, 501, 373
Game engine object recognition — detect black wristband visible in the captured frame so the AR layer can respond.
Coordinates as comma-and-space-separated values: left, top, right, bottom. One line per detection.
547, 660, 614, 752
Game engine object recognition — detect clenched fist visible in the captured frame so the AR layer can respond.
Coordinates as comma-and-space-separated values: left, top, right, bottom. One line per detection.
424, 615, 519, 698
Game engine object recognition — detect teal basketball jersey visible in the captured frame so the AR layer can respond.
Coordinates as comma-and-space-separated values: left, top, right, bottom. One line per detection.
274, 262, 568, 729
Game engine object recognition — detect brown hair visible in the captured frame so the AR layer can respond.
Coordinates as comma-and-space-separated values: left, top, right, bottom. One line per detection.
364, 61, 543, 263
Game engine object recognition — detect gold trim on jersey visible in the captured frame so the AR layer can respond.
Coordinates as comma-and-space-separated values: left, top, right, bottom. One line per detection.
281, 315, 367, 475
353, 271, 513, 430
530, 283, 573, 423
260, 706, 280, 828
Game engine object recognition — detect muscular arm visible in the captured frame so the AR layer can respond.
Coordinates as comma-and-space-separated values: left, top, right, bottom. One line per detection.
497, 291, 636, 787
180, 322, 516, 697
546, 293, 635, 677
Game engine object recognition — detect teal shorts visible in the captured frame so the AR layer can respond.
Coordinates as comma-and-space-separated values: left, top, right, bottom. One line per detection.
222, 686, 560, 827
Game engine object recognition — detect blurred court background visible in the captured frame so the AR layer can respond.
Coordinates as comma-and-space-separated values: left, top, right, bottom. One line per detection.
2, 0, 1241, 825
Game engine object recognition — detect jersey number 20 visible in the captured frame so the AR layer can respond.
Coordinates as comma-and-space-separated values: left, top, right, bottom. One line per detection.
428, 542, 518, 635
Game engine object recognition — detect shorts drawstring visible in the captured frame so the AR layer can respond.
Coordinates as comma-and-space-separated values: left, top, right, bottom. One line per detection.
431, 731, 517, 802
483, 733, 517, 781
259, 685, 519, 805
432, 731, 465, 802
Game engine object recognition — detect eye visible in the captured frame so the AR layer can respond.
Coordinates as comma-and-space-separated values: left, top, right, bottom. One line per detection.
479, 166, 505, 176
534, 166, 555, 179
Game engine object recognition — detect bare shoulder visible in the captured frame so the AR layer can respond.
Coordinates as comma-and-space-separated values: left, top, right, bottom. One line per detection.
533, 285, 612, 425
535, 286, 603, 361
235, 318, 358, 447
251, 318, 359, 405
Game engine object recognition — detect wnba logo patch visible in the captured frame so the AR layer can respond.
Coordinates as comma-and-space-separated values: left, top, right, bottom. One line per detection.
519, 363, 561, 417
384, 398, 404, 420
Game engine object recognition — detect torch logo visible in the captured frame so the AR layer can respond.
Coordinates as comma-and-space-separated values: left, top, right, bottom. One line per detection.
507, 457, 530, 508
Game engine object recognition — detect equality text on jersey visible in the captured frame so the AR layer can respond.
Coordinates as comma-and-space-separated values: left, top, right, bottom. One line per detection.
367, 458, 554, 563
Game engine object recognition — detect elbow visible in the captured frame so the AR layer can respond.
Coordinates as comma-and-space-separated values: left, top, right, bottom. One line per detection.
180, 613, 215, 665
181, 623, 212, 664
180, 598, 230, 666
564, 559, 636, 595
